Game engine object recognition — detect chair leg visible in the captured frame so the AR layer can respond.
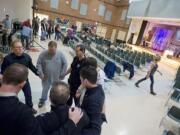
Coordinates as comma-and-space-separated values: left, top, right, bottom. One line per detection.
159, 116, 166, 128
164, 96, 171, 107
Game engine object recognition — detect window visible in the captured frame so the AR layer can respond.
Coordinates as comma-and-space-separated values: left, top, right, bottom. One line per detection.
50, 0, 59, 9
96, 26, 107, 38
80, 3, 88, 15
121, 9, 127, 20
105, 10, 112, 21
117, 30, 126, 40
71, 0, 79, 10
98, 4, 106, 16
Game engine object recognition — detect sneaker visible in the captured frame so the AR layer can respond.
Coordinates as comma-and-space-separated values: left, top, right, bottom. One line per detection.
32, 108, 37, 114
38, 101, 45, 108
150, 91, 157, 96
135, 83, 139, 88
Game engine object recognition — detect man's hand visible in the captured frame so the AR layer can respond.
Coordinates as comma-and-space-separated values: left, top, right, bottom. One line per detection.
39, 75, 47, 80
146, 75, 149, 79
0, 74, 3, 80
69, 107, 83, 125
75, 91, 81, 98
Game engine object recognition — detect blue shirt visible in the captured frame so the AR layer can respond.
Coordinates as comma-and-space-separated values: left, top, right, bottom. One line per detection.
21, 26, 32, 37
2, 19, 11, 29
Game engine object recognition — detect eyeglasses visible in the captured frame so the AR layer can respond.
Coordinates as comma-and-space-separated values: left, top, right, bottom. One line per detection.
13, 46, 23, 49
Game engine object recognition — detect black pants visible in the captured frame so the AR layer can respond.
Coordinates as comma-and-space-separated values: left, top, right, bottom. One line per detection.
136, 75, 154, 91
122, 61, 134, 79
67, 85, 80, 106
2, 33, 11, 46
22, 80, 33, 108
47, 31, 51, 39
21, 35, 29, 49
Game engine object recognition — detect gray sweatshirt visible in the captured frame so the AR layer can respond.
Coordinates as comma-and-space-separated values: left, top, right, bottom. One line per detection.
36, 50, 67, 83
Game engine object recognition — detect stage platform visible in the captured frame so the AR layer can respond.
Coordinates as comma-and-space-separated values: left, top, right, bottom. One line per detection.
127, 43, 180, 69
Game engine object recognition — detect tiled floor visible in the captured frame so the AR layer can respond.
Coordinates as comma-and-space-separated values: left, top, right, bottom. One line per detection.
18, 38, 177, 135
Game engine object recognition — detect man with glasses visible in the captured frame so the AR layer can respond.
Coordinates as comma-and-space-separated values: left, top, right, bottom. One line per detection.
1, 40, 39, 114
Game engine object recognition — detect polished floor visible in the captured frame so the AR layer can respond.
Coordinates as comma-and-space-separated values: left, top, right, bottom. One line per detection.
18, 38, 177, 135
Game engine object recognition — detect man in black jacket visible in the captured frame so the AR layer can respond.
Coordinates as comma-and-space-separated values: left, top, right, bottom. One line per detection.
80, 66, 105, 135
37, 81, 89, 135
65, 45, 87, 106
0, 63, 83, 135
1, 40, 39, 114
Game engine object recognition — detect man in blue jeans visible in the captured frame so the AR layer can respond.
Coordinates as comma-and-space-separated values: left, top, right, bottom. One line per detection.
135, 55, 162, 95
21, 24, 32, 49
1, 40, 39, 114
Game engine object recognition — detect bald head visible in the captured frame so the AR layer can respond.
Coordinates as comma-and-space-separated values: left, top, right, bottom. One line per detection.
3, 63, 28, 85
50, 81, 70, 105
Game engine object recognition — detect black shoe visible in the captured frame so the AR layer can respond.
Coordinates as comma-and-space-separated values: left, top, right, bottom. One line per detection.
32, 108, 37, 114
38, 102, 45, 108
135, 83, 139, 88
150, 91, 157, 96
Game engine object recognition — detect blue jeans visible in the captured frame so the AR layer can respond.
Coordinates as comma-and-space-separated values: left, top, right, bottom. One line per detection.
21, 35, 29, 49
136, 75, 154, 91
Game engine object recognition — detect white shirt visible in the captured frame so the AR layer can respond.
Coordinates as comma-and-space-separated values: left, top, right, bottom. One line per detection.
97, 68, 106, 89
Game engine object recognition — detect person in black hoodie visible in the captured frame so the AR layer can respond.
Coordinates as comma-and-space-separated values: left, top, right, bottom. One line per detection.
0, 63, 83, 135
1, 40, 40, 114
37, 81, 89, 135
80, 66, 105, 135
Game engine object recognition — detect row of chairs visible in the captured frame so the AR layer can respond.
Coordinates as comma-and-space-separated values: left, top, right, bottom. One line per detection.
66, 39, 121, 74
116, 43, 132, 50
96, 45, 154, 69
87, 47, 121, 74
174, 66, 180, 90
161, 67, 180, 134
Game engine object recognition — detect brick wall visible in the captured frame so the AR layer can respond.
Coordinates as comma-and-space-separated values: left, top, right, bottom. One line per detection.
35, 0, 129, 40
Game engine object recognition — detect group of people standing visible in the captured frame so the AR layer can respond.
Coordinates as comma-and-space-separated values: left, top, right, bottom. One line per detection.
0, 39, 106, 135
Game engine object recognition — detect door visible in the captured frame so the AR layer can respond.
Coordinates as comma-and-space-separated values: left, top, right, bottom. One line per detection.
76, 21, 82, 32
111, 29, 116, 42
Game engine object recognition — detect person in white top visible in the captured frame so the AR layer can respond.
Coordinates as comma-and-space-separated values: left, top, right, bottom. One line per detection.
76, 57, 107, 123
76, 57, 106, 104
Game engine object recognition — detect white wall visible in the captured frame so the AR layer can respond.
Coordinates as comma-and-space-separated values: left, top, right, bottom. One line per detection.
128, 0, 180, 20
126, 19, 143, 44
117, 30, 126, 41
0, 0, 33, 22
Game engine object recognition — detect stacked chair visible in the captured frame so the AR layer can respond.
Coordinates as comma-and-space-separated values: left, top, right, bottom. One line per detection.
174, 67, 180, 90
96, 44, 155, 69
160, 66, 180, 135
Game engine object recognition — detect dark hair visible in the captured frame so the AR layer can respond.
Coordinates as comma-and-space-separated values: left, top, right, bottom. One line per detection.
48, 41, 57, 48
50, 81, 70, 105
80, 66, 97, 84
3, 63, 28, 85
85, 57, 97, 68
76, 44, 85, 53
10, 39, 22, 48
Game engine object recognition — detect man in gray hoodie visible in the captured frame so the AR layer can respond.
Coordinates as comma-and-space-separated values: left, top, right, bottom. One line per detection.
37, 41, 67, 108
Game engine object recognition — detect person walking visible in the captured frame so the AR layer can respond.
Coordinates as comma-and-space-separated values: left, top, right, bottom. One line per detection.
37, 41, 67, 108
135, 55, 162, 95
